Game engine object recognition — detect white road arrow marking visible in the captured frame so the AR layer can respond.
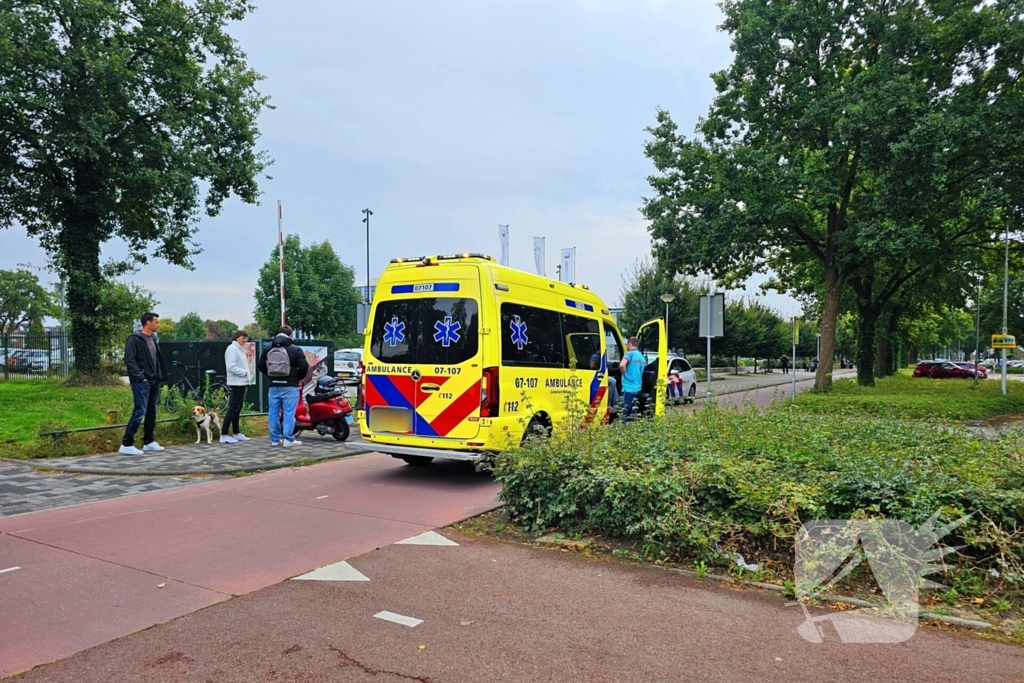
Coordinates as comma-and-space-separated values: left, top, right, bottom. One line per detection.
292, 561, 370, 582
395, 531, 459, 546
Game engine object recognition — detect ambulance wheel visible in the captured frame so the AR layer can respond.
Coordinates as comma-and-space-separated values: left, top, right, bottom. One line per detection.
331, 419, 350, 441
521, 418, 551, 446
402, 455, 434, 466
686, 385, 697, 403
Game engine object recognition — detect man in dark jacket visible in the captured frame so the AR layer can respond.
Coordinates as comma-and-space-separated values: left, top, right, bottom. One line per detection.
120, 312, 167, 455
257, 325, 310, 446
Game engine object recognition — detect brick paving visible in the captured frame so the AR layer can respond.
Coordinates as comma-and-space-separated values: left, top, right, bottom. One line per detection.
0, 463, 215, 518
8, 435, 372, 476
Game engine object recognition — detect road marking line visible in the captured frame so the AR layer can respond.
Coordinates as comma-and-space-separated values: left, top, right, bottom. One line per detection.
0, 567, 21, 575
316, 495, 329, 499
396, 530, 459, 546
292, 561, 370, 582
374, 611, 423, 627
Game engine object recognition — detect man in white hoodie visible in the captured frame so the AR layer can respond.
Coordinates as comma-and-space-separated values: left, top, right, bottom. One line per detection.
221, 330, 252, 443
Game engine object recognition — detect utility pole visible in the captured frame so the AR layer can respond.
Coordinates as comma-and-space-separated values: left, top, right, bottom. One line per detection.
975, 281, 981, 384
362, 208, 373, 304
1003, 219, 1010, 396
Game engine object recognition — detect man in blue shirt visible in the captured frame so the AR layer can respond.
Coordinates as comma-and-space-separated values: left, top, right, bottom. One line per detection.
619, 336, 646, 421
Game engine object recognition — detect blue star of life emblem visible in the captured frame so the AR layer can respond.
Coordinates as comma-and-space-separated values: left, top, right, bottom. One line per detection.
510, 315, 529, 350
383, 316, 406, 347
433, 316, 461, 347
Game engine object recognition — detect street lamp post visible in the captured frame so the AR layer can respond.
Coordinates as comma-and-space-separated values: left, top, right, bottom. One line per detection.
660, 293, 676, 352
362, 208, 373, 304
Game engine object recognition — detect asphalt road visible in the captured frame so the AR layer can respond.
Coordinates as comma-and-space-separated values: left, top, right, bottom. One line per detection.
10, 531, 1024, 683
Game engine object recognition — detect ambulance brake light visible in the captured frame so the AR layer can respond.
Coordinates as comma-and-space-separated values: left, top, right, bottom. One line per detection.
480, 367, 499, 417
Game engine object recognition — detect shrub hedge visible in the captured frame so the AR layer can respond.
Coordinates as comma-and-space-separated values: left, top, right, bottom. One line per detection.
493, 407, 1024, 581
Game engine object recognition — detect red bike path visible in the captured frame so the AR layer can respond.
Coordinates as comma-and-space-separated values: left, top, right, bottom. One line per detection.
0, 455, 501, 678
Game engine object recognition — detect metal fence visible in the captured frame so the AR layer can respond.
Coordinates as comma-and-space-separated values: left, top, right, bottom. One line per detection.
1, 333, 74, 380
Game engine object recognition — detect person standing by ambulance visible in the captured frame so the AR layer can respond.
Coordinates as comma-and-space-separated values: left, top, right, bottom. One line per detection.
257, 325, 309, 446
619, 337, 646, 421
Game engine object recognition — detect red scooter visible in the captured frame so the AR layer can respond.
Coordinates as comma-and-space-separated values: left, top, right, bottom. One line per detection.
282, 375, 354, 441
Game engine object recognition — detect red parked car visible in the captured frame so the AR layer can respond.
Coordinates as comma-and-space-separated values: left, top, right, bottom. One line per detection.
913, 361, 980, 379
953, 362, 987, 379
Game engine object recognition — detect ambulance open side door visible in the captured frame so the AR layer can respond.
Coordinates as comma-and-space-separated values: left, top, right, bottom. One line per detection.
636, 318, 667, 417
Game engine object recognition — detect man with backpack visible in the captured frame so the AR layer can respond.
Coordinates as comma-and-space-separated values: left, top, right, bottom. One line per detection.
257, 325, 310, 447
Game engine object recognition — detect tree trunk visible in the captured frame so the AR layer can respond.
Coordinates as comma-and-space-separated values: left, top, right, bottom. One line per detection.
61, 166, 104, 375
855, 300, 878, 386
814, 267, 844, 391
876, 307, 901, 377
874, 333, 888, 380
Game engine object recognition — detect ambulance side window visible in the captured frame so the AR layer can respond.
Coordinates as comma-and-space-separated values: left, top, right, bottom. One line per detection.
604, 324, 623, 364
562, 314, 600, 370
501, 303, 564, 368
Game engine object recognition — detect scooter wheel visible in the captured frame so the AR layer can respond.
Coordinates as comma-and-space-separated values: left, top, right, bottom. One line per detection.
332, 418, 350, 441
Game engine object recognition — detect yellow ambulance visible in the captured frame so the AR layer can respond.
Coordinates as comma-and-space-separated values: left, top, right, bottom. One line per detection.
357, 253, 666, 466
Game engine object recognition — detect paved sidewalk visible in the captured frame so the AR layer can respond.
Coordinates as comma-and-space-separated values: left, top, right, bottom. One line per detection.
6, 436, 372, 476
706, 368, 826, 396
0, 463, 216, 518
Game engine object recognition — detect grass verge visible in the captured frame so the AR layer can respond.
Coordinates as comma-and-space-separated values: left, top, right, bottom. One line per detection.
0, 379, 266, 459
794, 372, 1024, 420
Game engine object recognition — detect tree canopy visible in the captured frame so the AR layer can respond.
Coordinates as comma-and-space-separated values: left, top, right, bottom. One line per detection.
254, 235, 361, 341
0, 269, 51, 333
0, 0, 271, 375
642, 0, 1023, 390
175, 312, 207, 340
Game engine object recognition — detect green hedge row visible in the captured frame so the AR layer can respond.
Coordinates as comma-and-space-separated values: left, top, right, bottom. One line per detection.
492, 408, 1024, 580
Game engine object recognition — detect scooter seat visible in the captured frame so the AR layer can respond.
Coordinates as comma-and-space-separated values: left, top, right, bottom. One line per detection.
306, 392, 336, 405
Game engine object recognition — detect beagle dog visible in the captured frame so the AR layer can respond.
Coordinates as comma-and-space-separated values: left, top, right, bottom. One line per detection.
192, 406, 222, 444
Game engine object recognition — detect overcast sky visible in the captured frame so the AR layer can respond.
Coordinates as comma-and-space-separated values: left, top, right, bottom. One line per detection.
3, 0, 800, 325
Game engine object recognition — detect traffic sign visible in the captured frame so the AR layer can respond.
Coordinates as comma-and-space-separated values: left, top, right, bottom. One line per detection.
992, 334, 1016, 349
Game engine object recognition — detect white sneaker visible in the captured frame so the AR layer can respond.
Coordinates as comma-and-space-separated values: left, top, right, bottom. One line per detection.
233, 434, 251, 442
142, 442, 165, 452
119, 445, 144, 455
282, 440, 302, 448
270, 441, 282, 446
219, 436, 238, 444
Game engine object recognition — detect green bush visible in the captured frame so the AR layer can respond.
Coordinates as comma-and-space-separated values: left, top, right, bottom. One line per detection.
493, 407, 1024, 580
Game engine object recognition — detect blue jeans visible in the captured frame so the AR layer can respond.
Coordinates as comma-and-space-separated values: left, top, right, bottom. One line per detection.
268, 386, 300, 443
123, 380, 160, 446
621, 391, 640, 421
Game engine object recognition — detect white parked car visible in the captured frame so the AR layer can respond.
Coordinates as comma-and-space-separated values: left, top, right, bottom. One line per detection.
666, 355, 698, 404
334, 348, 363, 384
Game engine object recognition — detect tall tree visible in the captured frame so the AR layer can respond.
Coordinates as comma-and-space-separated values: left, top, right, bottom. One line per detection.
94, 280, 157, 356
641, 0, 1022, 391
618, 258, 703, 354
0, 0, 271, 375
0, 269, 51, 333
254, 236, 361, 340
175, 312, 207, 340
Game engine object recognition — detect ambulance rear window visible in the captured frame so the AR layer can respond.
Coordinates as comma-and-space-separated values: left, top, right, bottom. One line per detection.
370, 298, 479, 365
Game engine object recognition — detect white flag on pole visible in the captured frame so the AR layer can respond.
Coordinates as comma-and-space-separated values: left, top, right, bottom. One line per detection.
561, 247, 575, 283
533, 237, 545, 276
498, 225, 509, 266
